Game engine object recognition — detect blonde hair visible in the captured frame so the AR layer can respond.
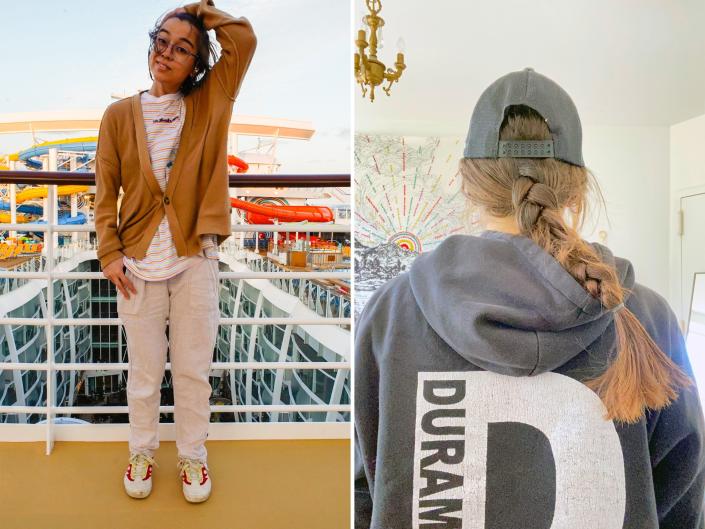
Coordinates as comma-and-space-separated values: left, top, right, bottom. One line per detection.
459, 105, 692, 424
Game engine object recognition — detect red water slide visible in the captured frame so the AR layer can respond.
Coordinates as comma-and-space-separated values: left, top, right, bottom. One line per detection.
227, 155, 249, 173
230, 198, 334, 224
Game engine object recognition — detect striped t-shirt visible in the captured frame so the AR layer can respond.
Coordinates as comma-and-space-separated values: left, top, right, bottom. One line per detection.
123, 90, 219, 281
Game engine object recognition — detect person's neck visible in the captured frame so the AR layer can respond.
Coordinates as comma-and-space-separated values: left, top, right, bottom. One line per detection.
481, 207, 579, 235
148, 81, 180, 98
482, 215, 521, 235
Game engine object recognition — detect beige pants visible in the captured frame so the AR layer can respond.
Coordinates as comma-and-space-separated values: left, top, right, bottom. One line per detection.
117, 255, 220, 462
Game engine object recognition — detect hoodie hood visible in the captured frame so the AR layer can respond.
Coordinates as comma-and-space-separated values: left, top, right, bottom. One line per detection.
408, 230, 635, 376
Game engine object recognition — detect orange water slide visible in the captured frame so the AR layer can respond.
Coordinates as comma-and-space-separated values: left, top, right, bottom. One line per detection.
230, 198, 334, 224
227, 155, 249, 173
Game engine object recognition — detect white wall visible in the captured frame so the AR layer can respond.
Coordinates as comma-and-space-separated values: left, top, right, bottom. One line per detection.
580, 126, 671, 299
579, 115, 705, 324
669, 114, 705, 323
671, 115, 705, 191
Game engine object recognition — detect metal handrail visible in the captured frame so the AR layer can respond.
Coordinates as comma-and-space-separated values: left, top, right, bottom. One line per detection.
0, 223, 351, 233
0, 317, 349, 325
0, 271, 349, 279
2, 404, 350, 414
4, 362, 349, 370
0, 171, 350, 188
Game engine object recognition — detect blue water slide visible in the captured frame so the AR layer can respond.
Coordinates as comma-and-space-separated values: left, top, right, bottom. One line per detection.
0, 200, 43, 215
35, 212, 87, 225
18, 140, 97, 169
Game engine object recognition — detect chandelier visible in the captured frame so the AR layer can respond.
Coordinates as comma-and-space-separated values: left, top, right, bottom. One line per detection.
354, 0, 406, 102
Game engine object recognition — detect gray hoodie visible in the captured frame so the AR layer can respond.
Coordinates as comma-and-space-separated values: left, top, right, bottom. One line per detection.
355, 230, 705, 529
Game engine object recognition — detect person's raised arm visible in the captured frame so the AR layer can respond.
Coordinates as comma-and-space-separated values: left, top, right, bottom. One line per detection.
183, 0, 257, 102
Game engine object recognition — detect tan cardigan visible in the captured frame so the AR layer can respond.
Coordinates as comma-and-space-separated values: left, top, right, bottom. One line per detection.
94, 0, 256, 270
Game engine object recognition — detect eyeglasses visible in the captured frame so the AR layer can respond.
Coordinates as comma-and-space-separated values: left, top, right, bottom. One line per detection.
151, 35, 198, 63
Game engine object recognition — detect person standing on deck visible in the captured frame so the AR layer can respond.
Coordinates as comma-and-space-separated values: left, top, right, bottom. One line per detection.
94, 0, 257, 503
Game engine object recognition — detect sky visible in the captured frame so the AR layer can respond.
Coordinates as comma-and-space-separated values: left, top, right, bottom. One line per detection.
0, 0, 351, 174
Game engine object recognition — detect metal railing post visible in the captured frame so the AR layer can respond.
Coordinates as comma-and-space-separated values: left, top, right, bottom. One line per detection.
271, 324, 294, 423
45, 182, 56, 455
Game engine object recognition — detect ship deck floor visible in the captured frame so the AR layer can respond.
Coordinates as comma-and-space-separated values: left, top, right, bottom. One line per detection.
1, 438, 350, 529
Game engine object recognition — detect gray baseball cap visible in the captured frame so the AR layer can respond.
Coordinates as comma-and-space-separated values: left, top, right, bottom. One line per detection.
463, 67, 585, 167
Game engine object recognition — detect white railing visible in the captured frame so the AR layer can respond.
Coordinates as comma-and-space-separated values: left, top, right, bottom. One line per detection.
0, 186, 351, 454
247, 258, 351, 321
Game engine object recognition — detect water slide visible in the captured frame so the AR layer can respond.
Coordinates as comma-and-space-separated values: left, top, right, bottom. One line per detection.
0, 212, 30, 223
228, 155, 249, 173
2, 136, 96, 169
0, 189, 89, 231
0, 186, 88, 216
0, 137, 100, 229
17, 137, 96, 170
0, 186, 90, 227
14, 185, 89, 204
0, 152, 18, 171
0, 201, 43, 216
230, 197, 334, 224
35, 211, 87, 226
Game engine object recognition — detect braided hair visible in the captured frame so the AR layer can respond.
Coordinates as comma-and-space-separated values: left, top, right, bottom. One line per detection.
459, 105, 692, 424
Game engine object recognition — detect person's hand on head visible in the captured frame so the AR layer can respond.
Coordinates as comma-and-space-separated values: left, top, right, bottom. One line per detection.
103, 259, 138, 299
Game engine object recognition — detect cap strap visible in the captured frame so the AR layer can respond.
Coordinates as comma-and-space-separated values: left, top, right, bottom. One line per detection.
498, 140, 555, 158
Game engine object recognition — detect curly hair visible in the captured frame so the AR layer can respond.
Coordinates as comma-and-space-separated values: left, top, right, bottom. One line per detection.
147, 10, 219, 97
459, 104, 693, 424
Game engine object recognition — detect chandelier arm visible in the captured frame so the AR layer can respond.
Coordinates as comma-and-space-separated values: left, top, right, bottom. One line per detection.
366, 0, 382, 16
383, 78, 397, 96
383, 67, 403, 82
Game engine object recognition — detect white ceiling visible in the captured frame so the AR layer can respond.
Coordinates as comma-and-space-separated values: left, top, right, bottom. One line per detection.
355, 0, 705, 135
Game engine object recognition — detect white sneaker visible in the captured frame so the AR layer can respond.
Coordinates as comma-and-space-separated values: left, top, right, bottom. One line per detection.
123, 452, 158, 499
177, 457, 211, 503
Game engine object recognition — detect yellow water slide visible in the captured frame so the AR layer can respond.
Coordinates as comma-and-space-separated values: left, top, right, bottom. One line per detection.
0, 212, 30, 223
0, 152, 19, 171
15, 185, 90, 203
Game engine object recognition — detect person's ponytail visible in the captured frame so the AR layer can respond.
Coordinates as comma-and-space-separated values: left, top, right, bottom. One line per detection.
584, 304, 693, 423
459, 106, 693, 424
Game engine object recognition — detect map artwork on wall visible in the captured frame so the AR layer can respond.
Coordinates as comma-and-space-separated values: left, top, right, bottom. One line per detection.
354, 134, 470, 319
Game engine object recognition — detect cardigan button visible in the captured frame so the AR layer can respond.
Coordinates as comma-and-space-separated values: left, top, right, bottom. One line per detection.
163, 196, 170, 205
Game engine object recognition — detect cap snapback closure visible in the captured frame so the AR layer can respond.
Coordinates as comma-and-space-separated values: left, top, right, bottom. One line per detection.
498, 140, 555, 159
